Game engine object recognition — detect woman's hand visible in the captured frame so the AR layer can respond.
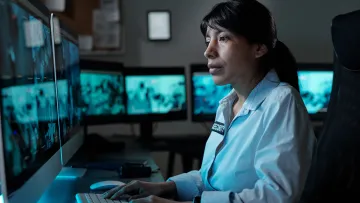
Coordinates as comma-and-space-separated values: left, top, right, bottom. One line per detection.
102, 180, 177, 200
129, 195, 191, 203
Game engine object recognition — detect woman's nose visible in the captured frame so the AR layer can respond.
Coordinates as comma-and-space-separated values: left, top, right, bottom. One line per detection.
204, 40, 218, 59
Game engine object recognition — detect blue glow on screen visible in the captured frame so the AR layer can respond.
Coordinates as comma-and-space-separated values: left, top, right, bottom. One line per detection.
57, 80, 68, 119
298, 71, 333, 114
125, 75, 186, 115
55, 175, 77, 180
192, 73, 232, 115
0, 0, 61, 197
80, 72, 125, 116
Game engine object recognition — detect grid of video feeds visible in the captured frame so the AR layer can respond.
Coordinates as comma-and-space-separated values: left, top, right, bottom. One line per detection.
126, 75, 186, 114
0, 2, 59, 181
298, 71, 333, 114
192, 73, 232, 115
81, 72, 125, 116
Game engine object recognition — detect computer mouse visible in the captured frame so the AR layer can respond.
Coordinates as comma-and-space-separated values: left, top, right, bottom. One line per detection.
90, 180, 126, 191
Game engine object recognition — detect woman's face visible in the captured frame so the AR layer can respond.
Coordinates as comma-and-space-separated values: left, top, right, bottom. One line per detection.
204, 26, 262, 86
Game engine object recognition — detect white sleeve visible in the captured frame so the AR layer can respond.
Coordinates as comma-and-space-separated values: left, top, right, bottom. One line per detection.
167, 170, 204, 201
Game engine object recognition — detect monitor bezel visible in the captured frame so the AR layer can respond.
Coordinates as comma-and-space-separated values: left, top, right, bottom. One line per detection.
0, 1, 63, 202
80, 60, 127, 125
297, 63, 334, 121
124, 67, 187, 122
190, 64, 218, 122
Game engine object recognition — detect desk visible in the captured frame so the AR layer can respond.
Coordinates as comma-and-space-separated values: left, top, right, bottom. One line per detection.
38, 137, 164, 203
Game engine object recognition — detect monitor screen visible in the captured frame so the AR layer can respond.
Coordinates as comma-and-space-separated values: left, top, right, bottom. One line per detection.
68, 41, 82, 127
59, 38, 82, 143
125, 75, 186, 115
81, 71, 125, 116
53, 32, 68, 144
0, 2, 59, 195
192, 72, 232, 116
298, 70, 333, 114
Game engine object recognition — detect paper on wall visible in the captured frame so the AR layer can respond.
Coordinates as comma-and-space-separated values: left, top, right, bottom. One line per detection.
100, 0, 120, 22
148, 12, 171, 40
24, 19, 44, 47
93, 9, 121, 48
93, 24, 121, 49
79, 35, 93, 51
93, 9, 106, 31
53, 17, 62, 44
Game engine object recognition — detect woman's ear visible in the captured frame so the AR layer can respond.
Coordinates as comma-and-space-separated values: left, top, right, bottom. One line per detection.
254, 44, 268, 58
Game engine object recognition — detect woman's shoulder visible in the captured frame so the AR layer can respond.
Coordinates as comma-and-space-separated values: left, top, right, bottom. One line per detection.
263, 82, 307, 111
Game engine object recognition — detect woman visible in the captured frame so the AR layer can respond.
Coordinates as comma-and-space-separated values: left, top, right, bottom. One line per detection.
103, 0, 316, 202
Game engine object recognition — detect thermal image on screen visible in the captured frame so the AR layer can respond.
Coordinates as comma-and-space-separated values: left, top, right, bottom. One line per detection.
298, 71, 333, 114
0, 2, 59, 184
126, 75, 186, 114
81, 72, 125, 115
192, 73, 232, 115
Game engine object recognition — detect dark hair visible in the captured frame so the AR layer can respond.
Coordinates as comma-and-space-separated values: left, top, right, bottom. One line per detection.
201, 0, 299, 91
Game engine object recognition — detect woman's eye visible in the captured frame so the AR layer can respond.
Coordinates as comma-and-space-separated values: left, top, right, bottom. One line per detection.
219, 36, 229, 42
205, 38, 210, 46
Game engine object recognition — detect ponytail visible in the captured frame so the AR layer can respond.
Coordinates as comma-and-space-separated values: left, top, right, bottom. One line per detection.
270, 40, 299, 92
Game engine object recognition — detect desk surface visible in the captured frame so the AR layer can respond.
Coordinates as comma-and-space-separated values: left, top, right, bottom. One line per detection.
38, 137, 164, 203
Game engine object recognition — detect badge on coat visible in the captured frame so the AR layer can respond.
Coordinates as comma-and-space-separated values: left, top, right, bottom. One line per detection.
211, 121, 225, 136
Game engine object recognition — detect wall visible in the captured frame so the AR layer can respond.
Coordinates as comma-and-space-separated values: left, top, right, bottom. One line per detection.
83, 0, 360, 176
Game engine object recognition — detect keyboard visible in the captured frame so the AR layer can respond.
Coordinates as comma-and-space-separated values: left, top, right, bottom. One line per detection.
76, 193, 129, 203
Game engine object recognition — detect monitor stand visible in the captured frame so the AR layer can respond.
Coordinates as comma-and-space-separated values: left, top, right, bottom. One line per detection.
139, 121, 153, 142
57, 126, 88, 179
57, 167, 87, 179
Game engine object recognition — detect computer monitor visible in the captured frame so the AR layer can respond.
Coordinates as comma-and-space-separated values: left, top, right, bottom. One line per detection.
0, 0, 7, 200
124, 67, 187, 139
80, 60, 126, 125
190, 64, 232, 122
50, 14, 84, 176
297, 63, 334, 120
0, 1, 62, 203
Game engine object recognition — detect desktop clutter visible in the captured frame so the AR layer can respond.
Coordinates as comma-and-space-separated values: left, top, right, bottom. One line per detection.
0, 0, 358, 202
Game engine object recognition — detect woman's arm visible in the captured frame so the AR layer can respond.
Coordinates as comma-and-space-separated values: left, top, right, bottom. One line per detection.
167, 170, 205, 201
198, 89, 316, 203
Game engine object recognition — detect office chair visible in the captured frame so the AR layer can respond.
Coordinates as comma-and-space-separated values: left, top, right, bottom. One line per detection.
300, 10, 360, 203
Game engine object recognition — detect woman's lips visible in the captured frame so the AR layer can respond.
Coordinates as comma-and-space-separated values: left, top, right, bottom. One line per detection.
208, 64, 223, 75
